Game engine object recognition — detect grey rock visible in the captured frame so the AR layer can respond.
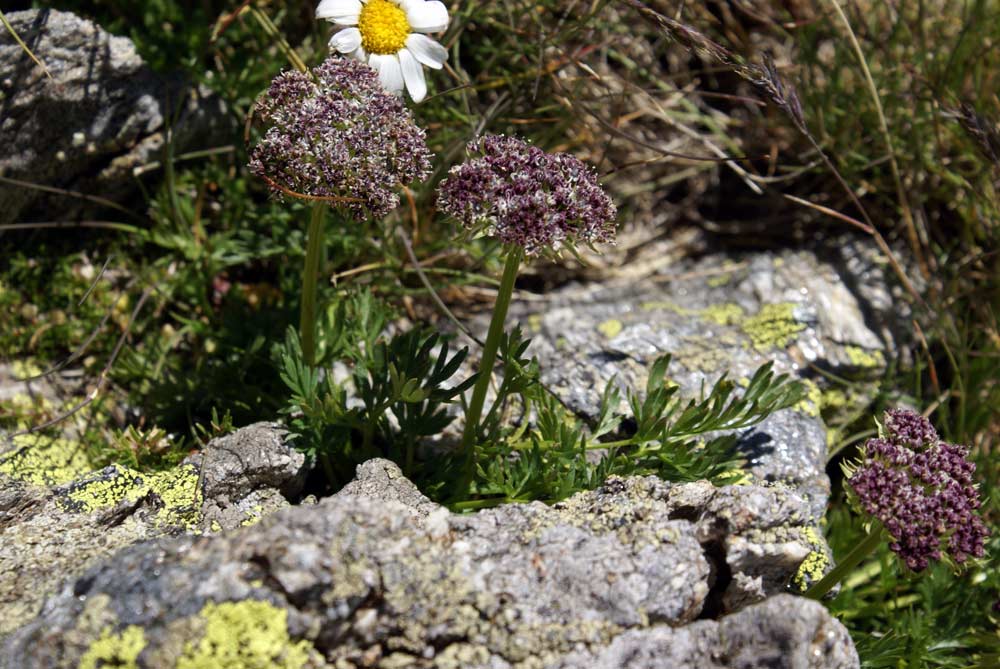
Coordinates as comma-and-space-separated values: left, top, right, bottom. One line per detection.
555, 594, 857, 669
2, 471, 854, 667
190, 422, 308, 531
334, 457, 440, 517
471, 245, 895, 521
0, 423, 306, 635
189, 422, 307, 501
0, 468, 171, 638
0, 9, 228, 224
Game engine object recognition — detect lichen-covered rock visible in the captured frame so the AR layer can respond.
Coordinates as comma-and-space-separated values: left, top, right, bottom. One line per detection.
0, 423, 306, 636
333, 457, 439, 517
188, 421, 308, 531
484, 245, 894, 521
0, 9, 228, 224
1, 471, 855, 668
554, 594, 857, 669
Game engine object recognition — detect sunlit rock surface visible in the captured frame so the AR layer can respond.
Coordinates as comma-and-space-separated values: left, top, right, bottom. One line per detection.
2, 464, 857, 668
0, 9, 228, 224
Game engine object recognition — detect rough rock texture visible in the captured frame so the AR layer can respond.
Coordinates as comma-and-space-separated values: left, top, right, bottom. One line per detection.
482, 244, 896, 520
0, 9, 228, 224
0, 422, 305, 636
187, 422, 308, 531
554, 593, 857, 669
334, 457, 439, 517
1, 469, 857, 668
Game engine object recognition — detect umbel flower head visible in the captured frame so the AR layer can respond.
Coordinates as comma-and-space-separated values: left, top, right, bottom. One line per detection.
318, 0, 449, 102
436, 135, 617, 256
248, 56, 432, 220
847, 408, 990, 571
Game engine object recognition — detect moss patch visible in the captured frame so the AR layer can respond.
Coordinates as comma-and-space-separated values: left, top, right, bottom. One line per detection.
176, 600, 314, 669
78, 625, 146, 669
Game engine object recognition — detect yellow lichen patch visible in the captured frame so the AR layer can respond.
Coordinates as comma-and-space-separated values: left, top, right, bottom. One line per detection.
60, 463, 202, 531
177, 600, 314, 669
715, 468, 753, 486
596, 318, 623, 339
845, 345, 884, 368
63, 466, 148, 514
0, 433, 93, 486
527, 313, 543, 333
149, 465, 203, 530
699, 303, 745, 327
78, 625, 146, 669
707, 273, 732, 287
640, 300, 681, 312
821, 388, 848, 410
11, 359, 43, 378
794, 379, 823, 417
741, 303, 805, 351
240, 504, 266, 527
792, 526, 831, 591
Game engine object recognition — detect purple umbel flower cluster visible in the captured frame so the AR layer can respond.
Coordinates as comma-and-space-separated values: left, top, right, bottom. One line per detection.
248, 57, 432, 219
436, 135, 616, 256
848, 408, 990, 571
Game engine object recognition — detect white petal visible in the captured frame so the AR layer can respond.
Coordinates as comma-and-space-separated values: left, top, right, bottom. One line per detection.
370, 54, 405, 92
329, 27, 363, 54
399, 49, 427, 102
405, 33, 447, 69
406, 0, 449, 33
316, 0, 362, 21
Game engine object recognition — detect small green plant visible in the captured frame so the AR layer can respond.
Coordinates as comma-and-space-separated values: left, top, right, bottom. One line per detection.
457, 345, 806, 509
277, 282, 805, 505
436, 134, 617, 486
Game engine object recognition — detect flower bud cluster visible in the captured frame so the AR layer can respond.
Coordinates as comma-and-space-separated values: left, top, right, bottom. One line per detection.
249, 57, 432, 219
848, 408, 989, 571
436, 135, 616, 256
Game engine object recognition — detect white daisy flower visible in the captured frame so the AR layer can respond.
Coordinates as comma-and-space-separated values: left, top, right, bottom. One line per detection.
317, 0, 450, 103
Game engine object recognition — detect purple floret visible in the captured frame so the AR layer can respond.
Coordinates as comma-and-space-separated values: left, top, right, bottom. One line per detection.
436, 135, 617, 256
848, 408, 990, 571
248, 56, 432, 220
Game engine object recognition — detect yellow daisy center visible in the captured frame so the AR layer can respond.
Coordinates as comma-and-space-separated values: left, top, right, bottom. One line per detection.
358, 0, 410, 55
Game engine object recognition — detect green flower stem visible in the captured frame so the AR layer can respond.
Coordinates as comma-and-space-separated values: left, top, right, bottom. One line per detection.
461, 247, 523, 461
805, 525, 885, 600
300, 203, 327, 366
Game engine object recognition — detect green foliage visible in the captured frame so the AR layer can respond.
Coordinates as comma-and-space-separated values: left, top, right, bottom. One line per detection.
277, 297, 805, 504
277, 291, 475, 483
463, 344, 805, 507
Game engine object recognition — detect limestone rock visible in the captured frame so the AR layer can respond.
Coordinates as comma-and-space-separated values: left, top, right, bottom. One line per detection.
0, 9, 228, 224
1, 470, 855, 667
